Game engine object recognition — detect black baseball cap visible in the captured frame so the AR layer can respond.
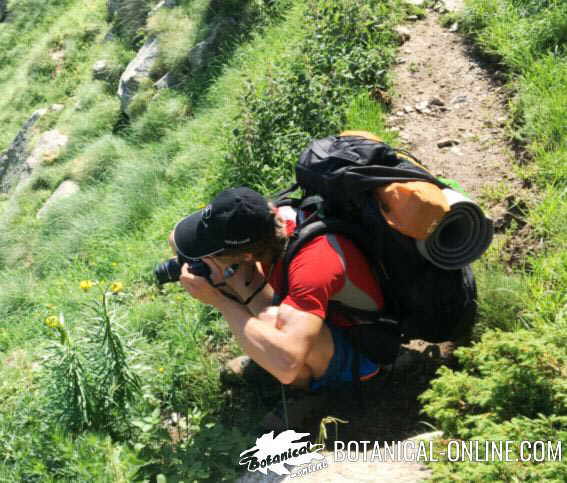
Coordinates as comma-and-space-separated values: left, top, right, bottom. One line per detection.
173, 187, 273, 259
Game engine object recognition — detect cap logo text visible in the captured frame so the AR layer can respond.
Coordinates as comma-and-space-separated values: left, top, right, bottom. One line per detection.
225, 238, 251, 245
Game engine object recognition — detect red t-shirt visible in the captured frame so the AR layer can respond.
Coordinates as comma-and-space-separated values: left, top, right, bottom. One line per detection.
264, 206, 384, 327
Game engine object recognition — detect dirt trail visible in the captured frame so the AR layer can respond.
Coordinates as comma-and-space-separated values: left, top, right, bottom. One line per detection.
238, 4, 528, 482
388, 12, 522, 200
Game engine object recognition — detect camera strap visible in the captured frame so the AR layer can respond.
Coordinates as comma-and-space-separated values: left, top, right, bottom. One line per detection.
212, 258, 276, 306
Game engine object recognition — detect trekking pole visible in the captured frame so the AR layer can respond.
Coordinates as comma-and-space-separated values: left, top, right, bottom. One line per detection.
281, 383, 290, 429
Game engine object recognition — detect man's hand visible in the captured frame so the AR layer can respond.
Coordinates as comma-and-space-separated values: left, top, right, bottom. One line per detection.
179, 263, 224, 307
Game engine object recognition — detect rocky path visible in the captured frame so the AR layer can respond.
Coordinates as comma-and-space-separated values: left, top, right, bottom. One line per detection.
389, 6, 522, 200
238, 2, 527, 482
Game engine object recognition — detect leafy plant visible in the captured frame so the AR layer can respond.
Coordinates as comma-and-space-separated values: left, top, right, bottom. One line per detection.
42, 281, 142, 433
221, 0, 400, 193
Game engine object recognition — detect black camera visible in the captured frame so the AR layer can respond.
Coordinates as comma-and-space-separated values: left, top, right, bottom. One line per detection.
154, 255, 211, 285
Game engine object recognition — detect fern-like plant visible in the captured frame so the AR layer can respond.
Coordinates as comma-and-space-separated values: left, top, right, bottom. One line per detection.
42, 282, 142, 434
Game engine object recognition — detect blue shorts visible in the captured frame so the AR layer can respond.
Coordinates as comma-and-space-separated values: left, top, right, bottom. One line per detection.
309, 322, 380, 391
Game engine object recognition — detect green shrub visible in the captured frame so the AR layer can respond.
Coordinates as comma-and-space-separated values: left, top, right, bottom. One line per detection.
222, 0, 400, 193
421, 329, 566, 481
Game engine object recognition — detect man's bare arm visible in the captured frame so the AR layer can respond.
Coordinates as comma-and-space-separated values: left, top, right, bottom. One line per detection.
215, 297, 323, 384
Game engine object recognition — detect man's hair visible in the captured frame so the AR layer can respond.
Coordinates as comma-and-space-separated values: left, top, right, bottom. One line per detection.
220, 206, 287, 260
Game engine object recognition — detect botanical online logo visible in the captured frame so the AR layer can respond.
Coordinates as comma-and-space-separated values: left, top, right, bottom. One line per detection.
239, 430, 326, 476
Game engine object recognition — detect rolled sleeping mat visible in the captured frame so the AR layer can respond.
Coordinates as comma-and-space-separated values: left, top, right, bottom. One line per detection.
415, 188, 493, 270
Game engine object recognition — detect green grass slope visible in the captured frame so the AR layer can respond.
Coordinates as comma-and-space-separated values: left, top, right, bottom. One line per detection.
2, 0, 563, 480
0, 0, 413, 480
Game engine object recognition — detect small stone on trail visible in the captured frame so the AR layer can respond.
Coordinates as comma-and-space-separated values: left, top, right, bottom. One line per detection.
415, 101, 431, 113
50, 104, 65, 112
437, 139, 460, 148
404, 105, 414, 113
451, 95, 468, 104
407, 15, 419, 21
429, 97, 445, 106
449, 22, 459, 32
394, 26, 411, 44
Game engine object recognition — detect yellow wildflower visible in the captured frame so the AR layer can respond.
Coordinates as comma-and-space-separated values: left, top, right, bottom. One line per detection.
45, 316, 61, 329
159, 367, 165, 373
111, 281, 124, 294
80, 280, 94, 292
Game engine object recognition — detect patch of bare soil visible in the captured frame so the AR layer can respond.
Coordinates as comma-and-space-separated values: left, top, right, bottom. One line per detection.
389, 14, 520, 199
388, 9, 542, 272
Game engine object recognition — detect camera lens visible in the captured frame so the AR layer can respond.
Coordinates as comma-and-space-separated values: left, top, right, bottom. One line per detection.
154, 258, 182, 284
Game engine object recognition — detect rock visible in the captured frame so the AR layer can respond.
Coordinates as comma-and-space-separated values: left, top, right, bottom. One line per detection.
429, 97, 445, 107
403, 105, 414, 113
442, 0, 465, 12
50, 49, 65, 63
117, 36, 160, 112
24, 130, 69, 171
187, 19, 235, 73
0, 108, 47, 192
394, 26, 411, 44
415, 101, 430, 113
496, 115, 507, 127
92, 60, 111, 80
50, 104, 65, 113
448, 22, 459, 32
437, 139, 460, 148
0, 0, 6, 22
451, 95, 468, 104
37, 180, 80, 219
405, 0, 426, 5
407, 15, 419, 21
150, 0, 176, 16
154, 72, 174, 89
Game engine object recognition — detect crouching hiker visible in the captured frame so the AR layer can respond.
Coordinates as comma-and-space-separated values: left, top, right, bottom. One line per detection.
168, 186, 388, 427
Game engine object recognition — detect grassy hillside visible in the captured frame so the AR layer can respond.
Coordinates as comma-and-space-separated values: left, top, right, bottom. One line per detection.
0, 0, 411, 480
1, 0, 565, 481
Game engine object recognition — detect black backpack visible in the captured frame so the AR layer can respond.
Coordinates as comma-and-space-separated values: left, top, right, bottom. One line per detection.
272, 134, 478, 366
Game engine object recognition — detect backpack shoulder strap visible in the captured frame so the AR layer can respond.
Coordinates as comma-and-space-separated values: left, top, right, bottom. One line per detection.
272, 215, 388, 310
272, 218, 329, 305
